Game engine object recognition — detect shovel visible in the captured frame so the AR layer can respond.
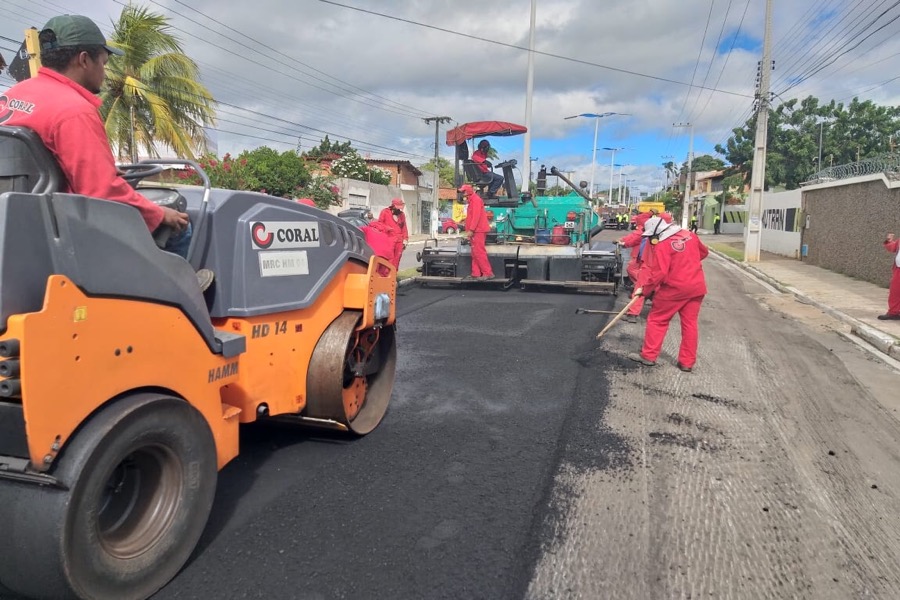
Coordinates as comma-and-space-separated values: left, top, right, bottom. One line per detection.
596, 295, 641, 339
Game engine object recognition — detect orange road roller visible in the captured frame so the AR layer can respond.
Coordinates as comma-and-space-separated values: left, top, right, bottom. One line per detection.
0, 126, 397, 600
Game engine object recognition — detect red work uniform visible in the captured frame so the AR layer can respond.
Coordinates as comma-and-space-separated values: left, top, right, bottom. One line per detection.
0, 67, 164, 231
619, 212, 653, 317
462, 187, 494, 278
377, 206, 408, 270
640, 229, 709, 369
472, 147, 490, 174
884, 238, 900, 317
361, 221, 395, 276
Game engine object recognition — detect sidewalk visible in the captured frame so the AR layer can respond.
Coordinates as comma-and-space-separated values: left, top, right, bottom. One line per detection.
702, 232, 900, 359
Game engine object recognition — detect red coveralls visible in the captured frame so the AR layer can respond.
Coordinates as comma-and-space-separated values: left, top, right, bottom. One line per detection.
884, 238, 900, 316
361, 221, 395, 276
619, 213, 652, 316
0, 68, 164, 231
463, 188, 494, 278
640, 230, 709, 368
377, 207, 408, 270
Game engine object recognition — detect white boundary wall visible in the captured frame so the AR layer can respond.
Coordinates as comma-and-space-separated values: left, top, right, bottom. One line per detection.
761, 189, 802, 258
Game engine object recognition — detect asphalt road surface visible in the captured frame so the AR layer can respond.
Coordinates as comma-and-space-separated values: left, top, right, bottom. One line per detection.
145, 284, 623, 600
7, 231, 900, 600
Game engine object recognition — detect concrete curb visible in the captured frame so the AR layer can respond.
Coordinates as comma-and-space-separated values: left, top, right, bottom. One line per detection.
708, 248, 900, 361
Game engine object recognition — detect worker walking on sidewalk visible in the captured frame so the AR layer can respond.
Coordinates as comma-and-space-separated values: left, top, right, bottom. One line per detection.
628, 216, 709, 372
879, 232, 900, 320
459, 184, 494, 280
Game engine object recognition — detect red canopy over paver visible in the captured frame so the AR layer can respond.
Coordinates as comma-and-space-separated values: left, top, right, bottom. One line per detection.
445, 121, 527, 146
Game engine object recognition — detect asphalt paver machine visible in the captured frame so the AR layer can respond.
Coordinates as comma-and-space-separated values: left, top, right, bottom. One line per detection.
0, 125, 397, 600
418, 120, 622, 293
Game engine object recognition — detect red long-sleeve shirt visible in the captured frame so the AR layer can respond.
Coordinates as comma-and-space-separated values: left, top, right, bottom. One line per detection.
885, 238, 900, 267
0, 68, 164, 231
472, 148, 491, 174
464, 191, 491, 233
642, 230, 709, 300
377, 207, 408, 242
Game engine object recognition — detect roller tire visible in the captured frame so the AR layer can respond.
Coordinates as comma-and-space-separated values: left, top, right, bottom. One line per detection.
0, 393, 217, 600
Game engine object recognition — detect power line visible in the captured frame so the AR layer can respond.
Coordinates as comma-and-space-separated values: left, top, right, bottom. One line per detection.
676, 0, 718, 126
164, 0, 431, 119
318, 0, 755, 100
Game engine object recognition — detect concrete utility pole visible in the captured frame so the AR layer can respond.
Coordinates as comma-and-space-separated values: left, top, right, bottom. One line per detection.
523, 0, 536, 190
424, 116, 452, 237
673, 122, 693, 228
744, 0, 773, 262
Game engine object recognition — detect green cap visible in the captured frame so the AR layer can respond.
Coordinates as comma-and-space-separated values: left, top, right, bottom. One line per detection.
42, 15, 125, 56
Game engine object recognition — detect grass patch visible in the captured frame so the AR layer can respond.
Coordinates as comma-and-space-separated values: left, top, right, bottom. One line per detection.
397, 267, 419, 281
708, 243, 744, 261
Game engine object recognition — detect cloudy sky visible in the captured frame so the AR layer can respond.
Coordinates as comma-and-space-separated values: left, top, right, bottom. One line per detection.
2, 0, 900, 196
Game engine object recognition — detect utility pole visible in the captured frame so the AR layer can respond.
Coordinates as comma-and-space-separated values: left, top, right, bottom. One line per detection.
744, 0, 773, 262
673, 123, 693, 228
522, 0, 537, 190
424, 116, 452, 237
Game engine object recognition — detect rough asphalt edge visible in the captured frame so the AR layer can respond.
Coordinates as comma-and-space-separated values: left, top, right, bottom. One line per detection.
707, 248, 900, 361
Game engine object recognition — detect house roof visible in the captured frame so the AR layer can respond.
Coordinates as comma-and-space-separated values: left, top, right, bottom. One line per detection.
364, 159, 423, 177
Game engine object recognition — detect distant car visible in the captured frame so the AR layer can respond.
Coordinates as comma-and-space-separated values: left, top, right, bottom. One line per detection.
338, 207, 374, 221
340, 216, 369, 229
439, 218, 465, 234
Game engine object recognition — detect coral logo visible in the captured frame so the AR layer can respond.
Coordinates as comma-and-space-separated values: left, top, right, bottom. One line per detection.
251, 222, 274, 249
250, 221, 320, 250
0, 95, 35, 124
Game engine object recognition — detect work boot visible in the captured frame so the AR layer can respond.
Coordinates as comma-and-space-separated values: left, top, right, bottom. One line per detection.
622, 314, 638, 323
627, 352, 656, 366
196, 268, 215, 293
477, 274, 495, 281
877, 313, 900, 320
676, 362, 693, 373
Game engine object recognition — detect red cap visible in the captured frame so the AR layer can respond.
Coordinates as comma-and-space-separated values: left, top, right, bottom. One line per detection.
458, 184, 474, 195
391, 198, 405, 208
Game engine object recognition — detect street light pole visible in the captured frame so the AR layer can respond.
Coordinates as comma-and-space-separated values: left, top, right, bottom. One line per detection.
564, 112, 629, 205
745, 0, 773, 262
424, 116, 452, 237
673, 123, 693, 228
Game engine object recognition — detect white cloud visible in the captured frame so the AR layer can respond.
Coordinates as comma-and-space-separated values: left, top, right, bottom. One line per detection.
3, 0, 898, 192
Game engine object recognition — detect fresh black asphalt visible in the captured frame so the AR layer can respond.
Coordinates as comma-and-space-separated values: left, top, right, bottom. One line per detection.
1, 284, 638, 600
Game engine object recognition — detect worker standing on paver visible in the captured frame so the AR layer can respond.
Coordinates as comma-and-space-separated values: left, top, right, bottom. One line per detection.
628, 216, 709, 372
459, 184, 494, 280
879, 232, 900, 320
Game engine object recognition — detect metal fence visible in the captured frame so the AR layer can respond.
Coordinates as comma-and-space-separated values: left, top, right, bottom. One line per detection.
804, 153, 900, 185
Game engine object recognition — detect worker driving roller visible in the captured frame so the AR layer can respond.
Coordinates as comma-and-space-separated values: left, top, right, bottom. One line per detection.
0, 14, 213, 291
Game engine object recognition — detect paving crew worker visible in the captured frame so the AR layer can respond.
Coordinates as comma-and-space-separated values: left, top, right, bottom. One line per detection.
472, 139, 504, 197
879, 232, 900, 320
618, 211, 673, 323
458, 184, 495, 280
360, 219, 395, 277
0, 15, 212, 289
713, 212, 721, 234
628, 216, 709, 372
377, 198, 408, 271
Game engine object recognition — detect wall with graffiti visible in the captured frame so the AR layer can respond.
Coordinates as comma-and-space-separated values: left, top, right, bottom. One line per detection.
761, 190, 802, 258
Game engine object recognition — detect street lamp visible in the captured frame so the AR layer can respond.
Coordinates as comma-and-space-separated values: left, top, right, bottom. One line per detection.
603, 147, 629, 204
564, 112, 629, 203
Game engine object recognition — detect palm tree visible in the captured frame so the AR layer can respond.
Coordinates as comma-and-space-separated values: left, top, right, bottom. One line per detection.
101, 5, 216, 161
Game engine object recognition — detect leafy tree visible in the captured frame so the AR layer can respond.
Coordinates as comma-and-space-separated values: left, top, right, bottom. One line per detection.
691, 154, 725, 172
181, 146, 314, 200
102, 5, 215, 161
296, 174, 341, 208
421, 157, 455, 187
302, 135, 355, 160
331, 151, 391, 185
717, 95, 900, 190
